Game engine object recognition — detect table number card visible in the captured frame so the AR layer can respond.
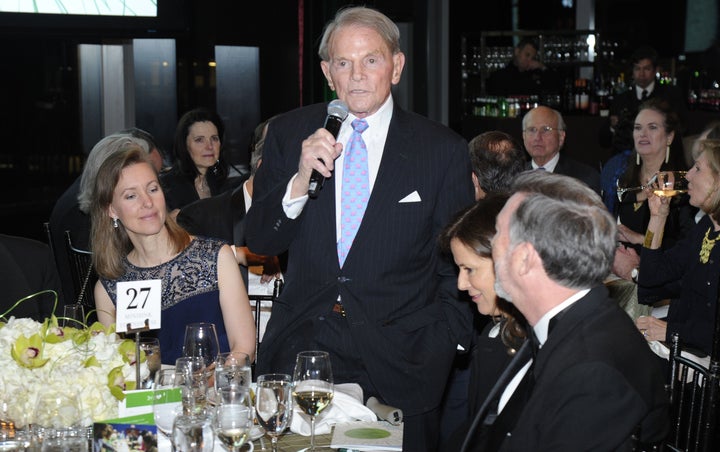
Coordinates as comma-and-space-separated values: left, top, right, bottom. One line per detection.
116, 279, 162, 333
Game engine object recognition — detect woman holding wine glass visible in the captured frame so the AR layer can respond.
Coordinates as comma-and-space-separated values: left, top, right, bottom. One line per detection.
89, 145, 256, 365
600, 98, 697, 284
635, 139, 720, 356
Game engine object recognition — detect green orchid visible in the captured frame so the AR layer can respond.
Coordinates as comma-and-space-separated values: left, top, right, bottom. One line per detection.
11, 333, 49, 369
118, 339, 146, 365
41, 315, 75, 344
107, 366, 136, 401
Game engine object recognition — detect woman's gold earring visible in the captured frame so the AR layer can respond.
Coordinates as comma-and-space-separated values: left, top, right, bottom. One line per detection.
636, 152, 641, 166
665, 144, 670, 164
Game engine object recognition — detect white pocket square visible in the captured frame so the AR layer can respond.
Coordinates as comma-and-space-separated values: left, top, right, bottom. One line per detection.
399, 191, 421, 203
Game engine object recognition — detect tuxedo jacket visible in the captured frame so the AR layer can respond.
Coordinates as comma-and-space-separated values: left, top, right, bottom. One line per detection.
527, 154, 601, 194
245, 101, 475, 415
475, 286, 669, 451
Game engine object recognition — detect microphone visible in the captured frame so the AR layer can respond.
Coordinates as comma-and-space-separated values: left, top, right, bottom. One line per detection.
308, 99, 349, 198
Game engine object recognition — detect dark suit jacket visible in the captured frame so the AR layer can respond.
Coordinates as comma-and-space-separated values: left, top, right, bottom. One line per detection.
0, 234, 65, 321
470, 286, 669, 451
528, 154, 601, 194
48, 177, 90, 303
245, 101, 475, 416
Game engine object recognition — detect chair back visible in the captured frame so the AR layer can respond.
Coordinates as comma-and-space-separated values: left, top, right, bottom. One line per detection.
64, 230, 96, 309
248, 278, 283, 373
666, 333, 717, 451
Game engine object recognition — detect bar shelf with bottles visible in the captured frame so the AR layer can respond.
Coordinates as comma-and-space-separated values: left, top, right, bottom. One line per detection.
461, 29, 628, 118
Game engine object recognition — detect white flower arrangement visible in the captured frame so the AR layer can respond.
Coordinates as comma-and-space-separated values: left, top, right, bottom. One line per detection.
0, 315, 147, 427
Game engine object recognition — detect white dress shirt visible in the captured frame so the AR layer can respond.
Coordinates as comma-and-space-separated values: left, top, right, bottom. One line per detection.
281, 95, 395, 248
531, 151, 560, 172
497, 288, 590, 413
635, 81, 655, 100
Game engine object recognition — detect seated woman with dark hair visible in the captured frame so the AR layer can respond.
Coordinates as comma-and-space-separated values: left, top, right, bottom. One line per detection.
439, 194, 528, 444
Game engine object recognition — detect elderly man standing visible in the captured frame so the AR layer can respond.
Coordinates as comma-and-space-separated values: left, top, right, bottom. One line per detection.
459, 171, 668, 451
522, 106, 601, 193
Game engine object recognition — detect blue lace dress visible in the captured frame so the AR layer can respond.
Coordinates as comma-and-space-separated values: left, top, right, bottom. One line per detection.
100, 237, 231, 364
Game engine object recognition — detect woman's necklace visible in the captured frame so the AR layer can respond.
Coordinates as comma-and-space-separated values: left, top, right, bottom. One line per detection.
699, 227, 718, 264
195, 175, 210, 197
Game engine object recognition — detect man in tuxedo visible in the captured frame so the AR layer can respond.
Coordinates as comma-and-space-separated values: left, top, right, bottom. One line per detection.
460, 171, 668, 450
600, 45, 687, 153
521, 105, 601, 193
245, 6, 474, 450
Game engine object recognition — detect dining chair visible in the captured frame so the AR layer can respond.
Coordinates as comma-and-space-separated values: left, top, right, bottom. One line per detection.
248, 277, 283, 374
43, 221, 56, 262
64, 230, 96, 310
664, 333, 717, 452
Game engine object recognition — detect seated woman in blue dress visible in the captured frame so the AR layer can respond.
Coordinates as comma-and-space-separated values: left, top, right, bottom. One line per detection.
635, 138, 720, 356
90, 144, 256, 365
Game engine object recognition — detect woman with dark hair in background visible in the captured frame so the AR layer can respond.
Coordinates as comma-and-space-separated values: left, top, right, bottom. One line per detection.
601, 98, 697, 284
439, 194, 527, 446
160, 108, 242, 212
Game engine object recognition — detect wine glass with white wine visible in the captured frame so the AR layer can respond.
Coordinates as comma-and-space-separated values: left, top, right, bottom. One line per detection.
648, 171, 688, 198
292, 351, 334, 452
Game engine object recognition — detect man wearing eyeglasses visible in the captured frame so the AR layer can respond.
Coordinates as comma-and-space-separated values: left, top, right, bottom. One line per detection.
522, 105, 601, 194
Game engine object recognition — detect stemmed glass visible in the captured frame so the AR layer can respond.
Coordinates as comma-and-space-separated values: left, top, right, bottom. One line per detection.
61, 303, 85, 328
292, 351, 334, 452
153, 369, 184, 446
183, 322, 220, 369
175, 356, 208, 415
212, 387, 254, 452
649, 171, 689, 198
616, 171, 689, 202
255, 374, 292, 452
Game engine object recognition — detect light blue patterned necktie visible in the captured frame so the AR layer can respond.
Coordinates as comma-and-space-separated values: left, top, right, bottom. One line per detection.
338, 119, 369, 267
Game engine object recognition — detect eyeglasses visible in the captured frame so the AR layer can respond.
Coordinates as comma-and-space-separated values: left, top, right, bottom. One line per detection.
523, 126, 562, 136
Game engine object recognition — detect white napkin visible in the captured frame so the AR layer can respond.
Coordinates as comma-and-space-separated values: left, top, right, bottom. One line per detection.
290, 383, 377, 436
648, 340, 710, 381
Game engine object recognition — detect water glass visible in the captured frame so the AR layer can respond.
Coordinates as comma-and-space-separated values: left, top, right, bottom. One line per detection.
153, 369, 184, 442
255, 374, 292, 452
172, 413, 214, 452
175, 357, 208, 415
137, 337, 162, 389
215, 352, 252, 392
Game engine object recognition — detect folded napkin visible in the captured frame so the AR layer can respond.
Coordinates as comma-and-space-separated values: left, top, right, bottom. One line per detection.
648, 340, 710, 381
290, 383, 377, 436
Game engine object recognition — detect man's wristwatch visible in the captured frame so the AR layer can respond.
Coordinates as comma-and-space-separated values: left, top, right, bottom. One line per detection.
631, 267, 639, 283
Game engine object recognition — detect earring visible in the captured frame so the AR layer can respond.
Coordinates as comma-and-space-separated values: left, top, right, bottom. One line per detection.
636, 152, 640, 166
113, 217, 119, 228
665, 143, 670, 164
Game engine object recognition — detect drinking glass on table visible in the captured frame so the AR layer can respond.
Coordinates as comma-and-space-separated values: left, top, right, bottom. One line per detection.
61, 303, 85, 328
182, 322, 220, 369
255, 374, 292, 452
292, 351, 334, 452
137, 337, 162, 389
153, 369, 184, 445
215, 352, 252, 392
213, 387, 254, 452
175, 356, 208, 415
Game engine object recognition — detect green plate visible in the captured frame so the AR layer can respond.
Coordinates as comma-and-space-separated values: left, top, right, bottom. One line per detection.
344, 427, 391, 439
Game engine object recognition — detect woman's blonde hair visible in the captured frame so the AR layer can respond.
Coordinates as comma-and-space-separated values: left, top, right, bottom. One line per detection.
90, 145, 190, 279
694, 139, 720, 223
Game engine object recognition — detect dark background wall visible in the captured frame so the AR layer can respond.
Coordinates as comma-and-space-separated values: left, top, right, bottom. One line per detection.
1, 0, 717, 241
